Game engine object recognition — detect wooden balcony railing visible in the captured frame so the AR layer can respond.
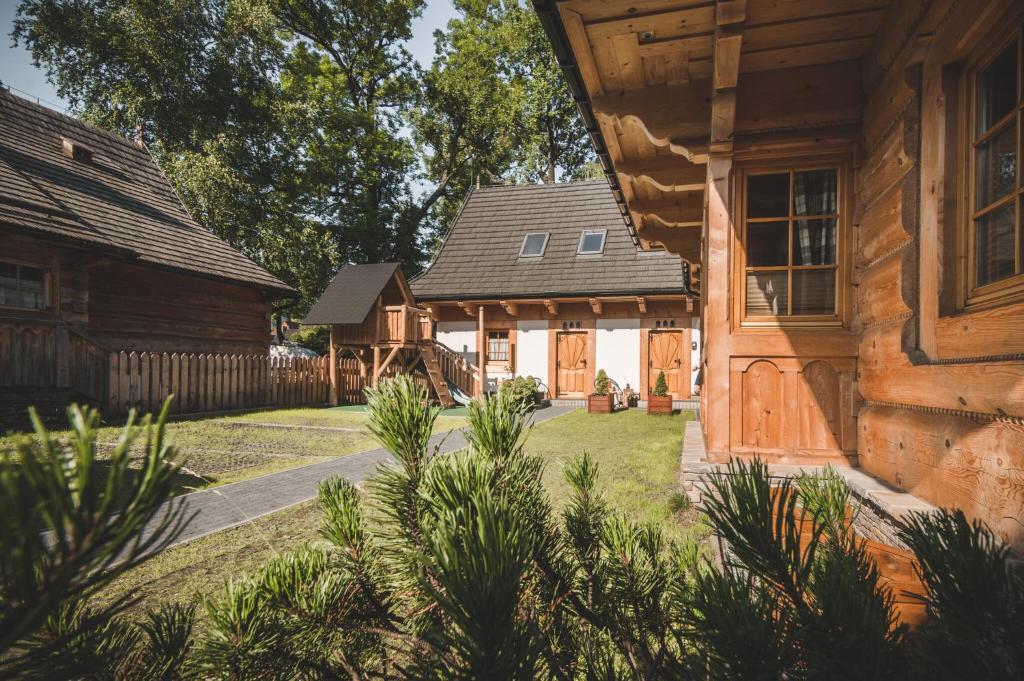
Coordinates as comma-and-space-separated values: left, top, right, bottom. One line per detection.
432, 340, 478, 397
380, 305, 432, 345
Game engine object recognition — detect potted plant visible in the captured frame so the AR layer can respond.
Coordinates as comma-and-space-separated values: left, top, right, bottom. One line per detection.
588, 369, 615, 413
648, 371, 673, 415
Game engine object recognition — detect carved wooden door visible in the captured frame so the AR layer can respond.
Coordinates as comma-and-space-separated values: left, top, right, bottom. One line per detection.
556, 332, 587, 397
648, 331, 688, 398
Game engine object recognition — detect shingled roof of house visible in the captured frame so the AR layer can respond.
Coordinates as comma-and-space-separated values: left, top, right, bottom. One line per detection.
410, 180, 688, 300
0, 89, 293, 295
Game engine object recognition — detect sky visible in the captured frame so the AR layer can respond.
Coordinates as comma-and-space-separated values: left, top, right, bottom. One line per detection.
0, 0, 458, 113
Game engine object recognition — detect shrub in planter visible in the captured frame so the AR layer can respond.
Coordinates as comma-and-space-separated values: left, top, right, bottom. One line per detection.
588, 369, 614, 413
648, 370, 673, 414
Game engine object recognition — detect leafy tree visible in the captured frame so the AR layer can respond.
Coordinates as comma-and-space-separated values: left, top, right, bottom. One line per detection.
13, 0, 594, 313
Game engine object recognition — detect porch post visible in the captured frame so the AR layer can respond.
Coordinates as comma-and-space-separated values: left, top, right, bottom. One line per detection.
477, 304, 486, 397
704, 154, 733, 454
328, 325, 338, 406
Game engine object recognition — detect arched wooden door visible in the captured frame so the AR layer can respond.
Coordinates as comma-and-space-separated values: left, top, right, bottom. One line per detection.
556, 332, 588, 397
648, 330, 689, 398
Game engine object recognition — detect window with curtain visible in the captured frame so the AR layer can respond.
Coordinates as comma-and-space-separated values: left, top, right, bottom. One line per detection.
969, 33, 1022, 297
743, 168, 839, 318
0, 261, 50, 310
487, 331, 509, 362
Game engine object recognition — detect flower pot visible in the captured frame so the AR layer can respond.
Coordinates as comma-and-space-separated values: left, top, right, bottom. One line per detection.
588, 393, 614, 413
647, 394, 674, 415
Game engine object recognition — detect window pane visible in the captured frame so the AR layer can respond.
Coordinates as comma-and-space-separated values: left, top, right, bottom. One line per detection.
747, 221, 789, 266
18, 266, 46, 309
977, 42, 1018, 135
793, 169, 838, 215
792, 219, 836, 265
746, 270, 787, 315
975, 123, 1018, 210
520, 233, 547, 257
579, 231, 605, 253
0, 263, 17, 307
747, 173, 790, 218
975, 202, 1017, 286
792, 270, 836, 315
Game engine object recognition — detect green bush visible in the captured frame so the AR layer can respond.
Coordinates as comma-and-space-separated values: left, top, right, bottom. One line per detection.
288, 324, 329, 355
594, 369, 610, 396
498, 375, 539, 412
652, 371, 669, 397
5, 379, 1023, 679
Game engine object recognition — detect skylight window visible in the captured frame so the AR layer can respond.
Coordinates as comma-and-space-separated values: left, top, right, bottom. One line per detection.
577, 229, 607, 255
519, 232, 549, 258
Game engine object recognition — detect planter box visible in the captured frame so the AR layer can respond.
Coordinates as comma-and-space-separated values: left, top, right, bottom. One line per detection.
588, 393, 614, 413
647, 395, 674, 415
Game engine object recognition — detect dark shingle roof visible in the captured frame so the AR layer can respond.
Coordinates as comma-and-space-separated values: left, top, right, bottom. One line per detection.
0, 89, 293, 295
410, 180, 687, 300
304, 262, 401, 325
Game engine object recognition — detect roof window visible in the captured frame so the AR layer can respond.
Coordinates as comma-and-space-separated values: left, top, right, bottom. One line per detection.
519, 232, 549, 258
61, 138, 92, 164
577, 229, 606, 254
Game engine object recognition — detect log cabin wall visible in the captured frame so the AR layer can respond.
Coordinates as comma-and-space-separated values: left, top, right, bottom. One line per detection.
87, 263, 273, 355
855, 0, 1024, 548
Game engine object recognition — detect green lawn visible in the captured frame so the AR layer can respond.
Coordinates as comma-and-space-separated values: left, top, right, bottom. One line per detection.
0, 406, 466, 495
97, 407, 701, 617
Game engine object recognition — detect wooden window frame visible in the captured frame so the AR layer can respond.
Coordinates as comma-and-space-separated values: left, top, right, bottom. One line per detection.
486, 329, 511, 366
958, 27, 1024, 310
0, 257, 53, 313
733, 157, 851, 329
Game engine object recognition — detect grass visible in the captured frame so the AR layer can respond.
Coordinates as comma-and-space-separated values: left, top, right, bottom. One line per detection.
98, 407, 702, 617
0, 406, 466, 496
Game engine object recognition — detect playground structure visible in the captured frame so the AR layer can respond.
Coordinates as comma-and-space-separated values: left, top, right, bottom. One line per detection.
304, 263, 479, 408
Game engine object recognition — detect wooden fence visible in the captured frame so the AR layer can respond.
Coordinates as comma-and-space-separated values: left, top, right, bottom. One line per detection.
104, 352, 369, 416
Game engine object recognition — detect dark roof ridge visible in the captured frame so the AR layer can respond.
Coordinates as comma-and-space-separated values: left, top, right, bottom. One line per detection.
473, 178, 609, 192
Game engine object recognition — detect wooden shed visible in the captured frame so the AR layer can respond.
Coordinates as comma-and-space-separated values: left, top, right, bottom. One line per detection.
0, 88, 294, 424
535, 0, 1024, 550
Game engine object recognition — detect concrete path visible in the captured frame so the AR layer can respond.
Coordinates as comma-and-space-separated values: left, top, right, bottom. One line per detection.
140, 405, 577, 554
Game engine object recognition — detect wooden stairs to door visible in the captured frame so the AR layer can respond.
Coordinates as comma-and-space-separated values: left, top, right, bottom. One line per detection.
418, 340, 478, 408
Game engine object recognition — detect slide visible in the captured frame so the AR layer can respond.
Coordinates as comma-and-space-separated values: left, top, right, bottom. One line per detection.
445, 378, 474, 406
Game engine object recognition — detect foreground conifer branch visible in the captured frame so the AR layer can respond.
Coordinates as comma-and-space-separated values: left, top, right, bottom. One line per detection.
0, 377, 1020, 679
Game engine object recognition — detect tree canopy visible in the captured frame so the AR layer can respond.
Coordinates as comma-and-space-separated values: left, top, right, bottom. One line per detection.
12, 0, 595, 314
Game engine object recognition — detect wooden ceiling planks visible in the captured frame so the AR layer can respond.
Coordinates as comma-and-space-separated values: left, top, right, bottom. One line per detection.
553, 0, 889, 262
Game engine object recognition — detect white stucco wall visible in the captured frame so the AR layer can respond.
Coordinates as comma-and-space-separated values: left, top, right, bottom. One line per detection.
515, 320, 549, 389
436, 321, 478, 365
690, 317, 701, 395
596, 318, 641, 393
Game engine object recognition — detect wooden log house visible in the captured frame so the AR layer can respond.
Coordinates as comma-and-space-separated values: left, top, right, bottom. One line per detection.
410, 180, 698, 401
0, 89, 294, 423
534, 0, 1024, 549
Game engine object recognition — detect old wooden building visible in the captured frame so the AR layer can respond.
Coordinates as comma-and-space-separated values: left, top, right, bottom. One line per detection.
0, 89, 293, 420
535, 0, 1024, 548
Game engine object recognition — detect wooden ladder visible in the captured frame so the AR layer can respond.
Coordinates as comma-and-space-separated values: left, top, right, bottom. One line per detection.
420, 342, 455, 408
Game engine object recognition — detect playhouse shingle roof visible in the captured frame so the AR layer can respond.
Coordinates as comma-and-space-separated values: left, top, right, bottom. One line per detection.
0, 89, 293, 295
303, 262, 403, 325
410, 180, 688, 300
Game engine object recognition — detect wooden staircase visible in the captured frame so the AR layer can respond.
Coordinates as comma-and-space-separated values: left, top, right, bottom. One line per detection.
419, 340, 478, 408
420, 343, 454, 408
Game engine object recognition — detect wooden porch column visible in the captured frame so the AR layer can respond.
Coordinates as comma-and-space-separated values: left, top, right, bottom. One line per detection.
704, 154, 733, 454
328, 325, 339, 406
372, 345, 381, 388
477, 304, 486, 397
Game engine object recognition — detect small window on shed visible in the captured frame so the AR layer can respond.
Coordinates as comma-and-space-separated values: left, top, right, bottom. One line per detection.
578, 229, 607, 254
519, 233, 549, 258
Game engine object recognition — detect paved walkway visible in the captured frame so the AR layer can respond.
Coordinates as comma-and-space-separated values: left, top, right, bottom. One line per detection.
140, 405, 576, 554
